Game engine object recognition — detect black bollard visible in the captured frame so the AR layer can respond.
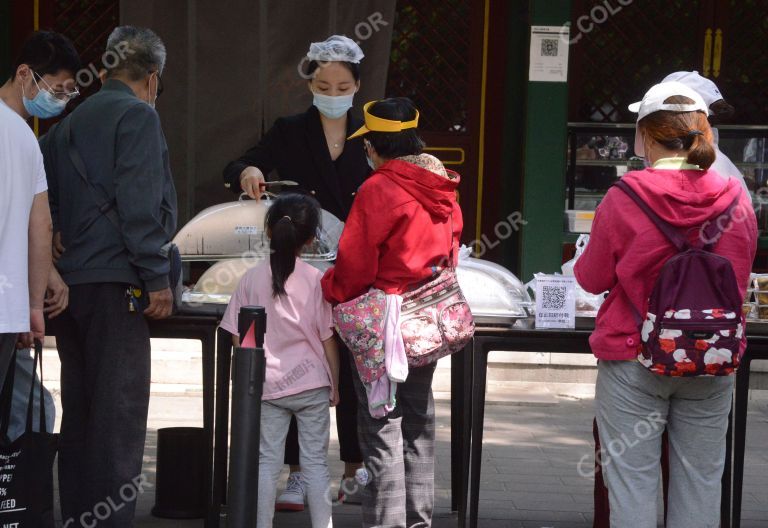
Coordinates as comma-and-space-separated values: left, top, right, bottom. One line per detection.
228, 305, 267, 527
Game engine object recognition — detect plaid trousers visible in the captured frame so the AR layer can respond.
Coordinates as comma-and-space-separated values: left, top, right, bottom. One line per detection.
351, 357, 437, 528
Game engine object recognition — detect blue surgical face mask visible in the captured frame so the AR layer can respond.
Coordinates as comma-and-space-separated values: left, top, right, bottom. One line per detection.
22, 73, 68, 119
313, 92, 354, 119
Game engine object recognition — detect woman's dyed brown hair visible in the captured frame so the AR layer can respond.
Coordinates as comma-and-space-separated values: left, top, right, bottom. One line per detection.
638, 95, 717, 170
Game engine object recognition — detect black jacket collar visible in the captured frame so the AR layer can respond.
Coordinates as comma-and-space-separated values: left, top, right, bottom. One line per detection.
304, 105, 362, 212
101, 79, 138, 96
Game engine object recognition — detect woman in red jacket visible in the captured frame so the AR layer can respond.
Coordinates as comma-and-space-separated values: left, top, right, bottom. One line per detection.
575, 82, 757, 528
322, 98, 462, 527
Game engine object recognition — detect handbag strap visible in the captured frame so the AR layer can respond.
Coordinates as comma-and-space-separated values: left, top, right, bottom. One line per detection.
25, 340, 47, 434
448, 213, 456, 269
436, 212, 456, 273
0, 348, 17, 441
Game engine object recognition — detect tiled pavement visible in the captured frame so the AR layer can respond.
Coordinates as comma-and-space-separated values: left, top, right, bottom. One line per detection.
52, 382, 768, 527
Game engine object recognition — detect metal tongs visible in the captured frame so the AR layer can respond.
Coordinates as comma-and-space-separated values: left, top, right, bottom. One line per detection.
239, 180, 300, 201
262, 180, 299, 187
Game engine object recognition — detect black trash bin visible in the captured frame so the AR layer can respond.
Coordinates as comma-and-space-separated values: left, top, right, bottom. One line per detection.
152, 427, 206, 519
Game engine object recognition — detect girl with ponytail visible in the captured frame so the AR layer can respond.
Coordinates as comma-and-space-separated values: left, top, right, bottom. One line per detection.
265, 194, 321, 297
221, 193, 339, 528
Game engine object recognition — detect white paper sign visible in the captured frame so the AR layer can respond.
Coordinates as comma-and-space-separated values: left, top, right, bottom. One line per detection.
234, 226, 259, 235
529, 26, 569, 82
535, 275, 576, 329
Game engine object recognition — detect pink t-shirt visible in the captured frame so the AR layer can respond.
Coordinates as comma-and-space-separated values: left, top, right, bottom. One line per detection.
220, 259, 335, 400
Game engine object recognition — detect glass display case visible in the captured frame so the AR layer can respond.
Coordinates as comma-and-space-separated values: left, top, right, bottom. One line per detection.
565, 123, 768, 234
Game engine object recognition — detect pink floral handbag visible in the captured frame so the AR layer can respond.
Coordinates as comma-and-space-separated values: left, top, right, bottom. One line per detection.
400, 267, 475, 367
333, 289, 388, 383
400, 214, 475, 367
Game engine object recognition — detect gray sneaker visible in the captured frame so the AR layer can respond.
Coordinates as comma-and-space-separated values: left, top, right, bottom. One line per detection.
337, 475, 364, 505
276, 472, 306, 512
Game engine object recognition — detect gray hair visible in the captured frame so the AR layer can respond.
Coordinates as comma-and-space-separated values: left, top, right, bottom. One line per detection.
105, 26, 166, 80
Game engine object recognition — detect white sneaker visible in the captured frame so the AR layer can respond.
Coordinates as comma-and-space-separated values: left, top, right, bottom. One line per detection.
275, 472, 306, 512
337, 473, 365, 505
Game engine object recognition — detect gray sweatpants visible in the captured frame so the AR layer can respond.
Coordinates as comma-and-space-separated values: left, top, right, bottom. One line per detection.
595, 360, 733, 528
351, 358, 437, 528
258, 387, 332, 528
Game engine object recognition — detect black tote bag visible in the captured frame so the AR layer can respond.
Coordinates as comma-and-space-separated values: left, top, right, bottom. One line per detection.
0, 341, 58, 527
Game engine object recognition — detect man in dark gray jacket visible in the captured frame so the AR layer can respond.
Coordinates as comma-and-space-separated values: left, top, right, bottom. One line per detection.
39, 26, 176, 527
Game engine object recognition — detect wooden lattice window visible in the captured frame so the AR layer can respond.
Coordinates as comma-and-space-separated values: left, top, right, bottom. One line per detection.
55, 0, 119, 105
569, 0, 768, 125
568, 0, 705, 123
386, 0, 471, 133
716, 0, 768, 124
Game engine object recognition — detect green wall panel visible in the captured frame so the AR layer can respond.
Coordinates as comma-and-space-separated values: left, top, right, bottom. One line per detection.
519, 0, 571, 281
498, 1, 529, 276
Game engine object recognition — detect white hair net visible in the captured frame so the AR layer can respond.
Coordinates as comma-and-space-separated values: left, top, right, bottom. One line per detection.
306, 35, 364, 64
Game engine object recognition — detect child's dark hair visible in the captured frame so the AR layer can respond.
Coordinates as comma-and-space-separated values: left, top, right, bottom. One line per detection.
366, 97, 425, 159
265, 194, 321, 297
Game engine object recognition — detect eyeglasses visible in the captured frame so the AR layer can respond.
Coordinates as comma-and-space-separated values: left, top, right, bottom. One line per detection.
149, 71, 164, 98
33, 71, 80, 102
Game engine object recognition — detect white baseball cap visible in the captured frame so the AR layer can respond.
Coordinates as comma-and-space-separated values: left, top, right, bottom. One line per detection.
662, 71, 723, 110
629, 81, 709, 157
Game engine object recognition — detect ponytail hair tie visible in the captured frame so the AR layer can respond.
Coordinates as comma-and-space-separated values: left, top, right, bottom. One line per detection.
688, 129, 704, 137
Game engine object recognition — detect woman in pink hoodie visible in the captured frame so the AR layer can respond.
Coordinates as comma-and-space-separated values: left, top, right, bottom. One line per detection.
575, 82, 757, 528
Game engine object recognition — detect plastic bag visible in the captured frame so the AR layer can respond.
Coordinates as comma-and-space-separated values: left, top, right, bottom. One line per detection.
563, 235, 606, 316
561, 235, 589, 276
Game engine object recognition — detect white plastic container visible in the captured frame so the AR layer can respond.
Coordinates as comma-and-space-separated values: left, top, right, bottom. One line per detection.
565, 210, 595, 233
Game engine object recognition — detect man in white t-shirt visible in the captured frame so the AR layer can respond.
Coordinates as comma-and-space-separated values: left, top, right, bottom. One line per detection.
0, 31, 80, 390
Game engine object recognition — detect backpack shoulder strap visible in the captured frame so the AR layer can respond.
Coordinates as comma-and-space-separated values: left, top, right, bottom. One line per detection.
61, 118, 122, 231
614, 180, 689, 251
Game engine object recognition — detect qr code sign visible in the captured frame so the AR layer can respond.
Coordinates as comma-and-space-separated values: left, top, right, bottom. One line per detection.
541, 38, 559, 57
541, 285, 567, 310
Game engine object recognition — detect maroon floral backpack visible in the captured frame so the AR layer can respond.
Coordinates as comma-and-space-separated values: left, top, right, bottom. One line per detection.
615, 180, 744, 377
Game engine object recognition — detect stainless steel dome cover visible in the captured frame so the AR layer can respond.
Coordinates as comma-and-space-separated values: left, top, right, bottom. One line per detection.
456, 257, 532, 321
182, 254, 532, 323
173, 197, 345, 261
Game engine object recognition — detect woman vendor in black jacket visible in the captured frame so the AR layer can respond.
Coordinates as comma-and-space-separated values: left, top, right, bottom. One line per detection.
222, 35, 369, 509
223, 37, 371, 221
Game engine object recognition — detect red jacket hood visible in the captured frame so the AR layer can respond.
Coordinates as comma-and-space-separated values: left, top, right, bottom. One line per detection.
622, 168, 744, 228
375, 159, 460, 220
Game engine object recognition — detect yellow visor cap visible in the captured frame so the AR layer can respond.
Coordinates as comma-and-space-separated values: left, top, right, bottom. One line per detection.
347, 101, 420, 140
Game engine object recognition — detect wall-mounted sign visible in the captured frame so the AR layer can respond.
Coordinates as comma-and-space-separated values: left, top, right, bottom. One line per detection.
529, 26, 569, 83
